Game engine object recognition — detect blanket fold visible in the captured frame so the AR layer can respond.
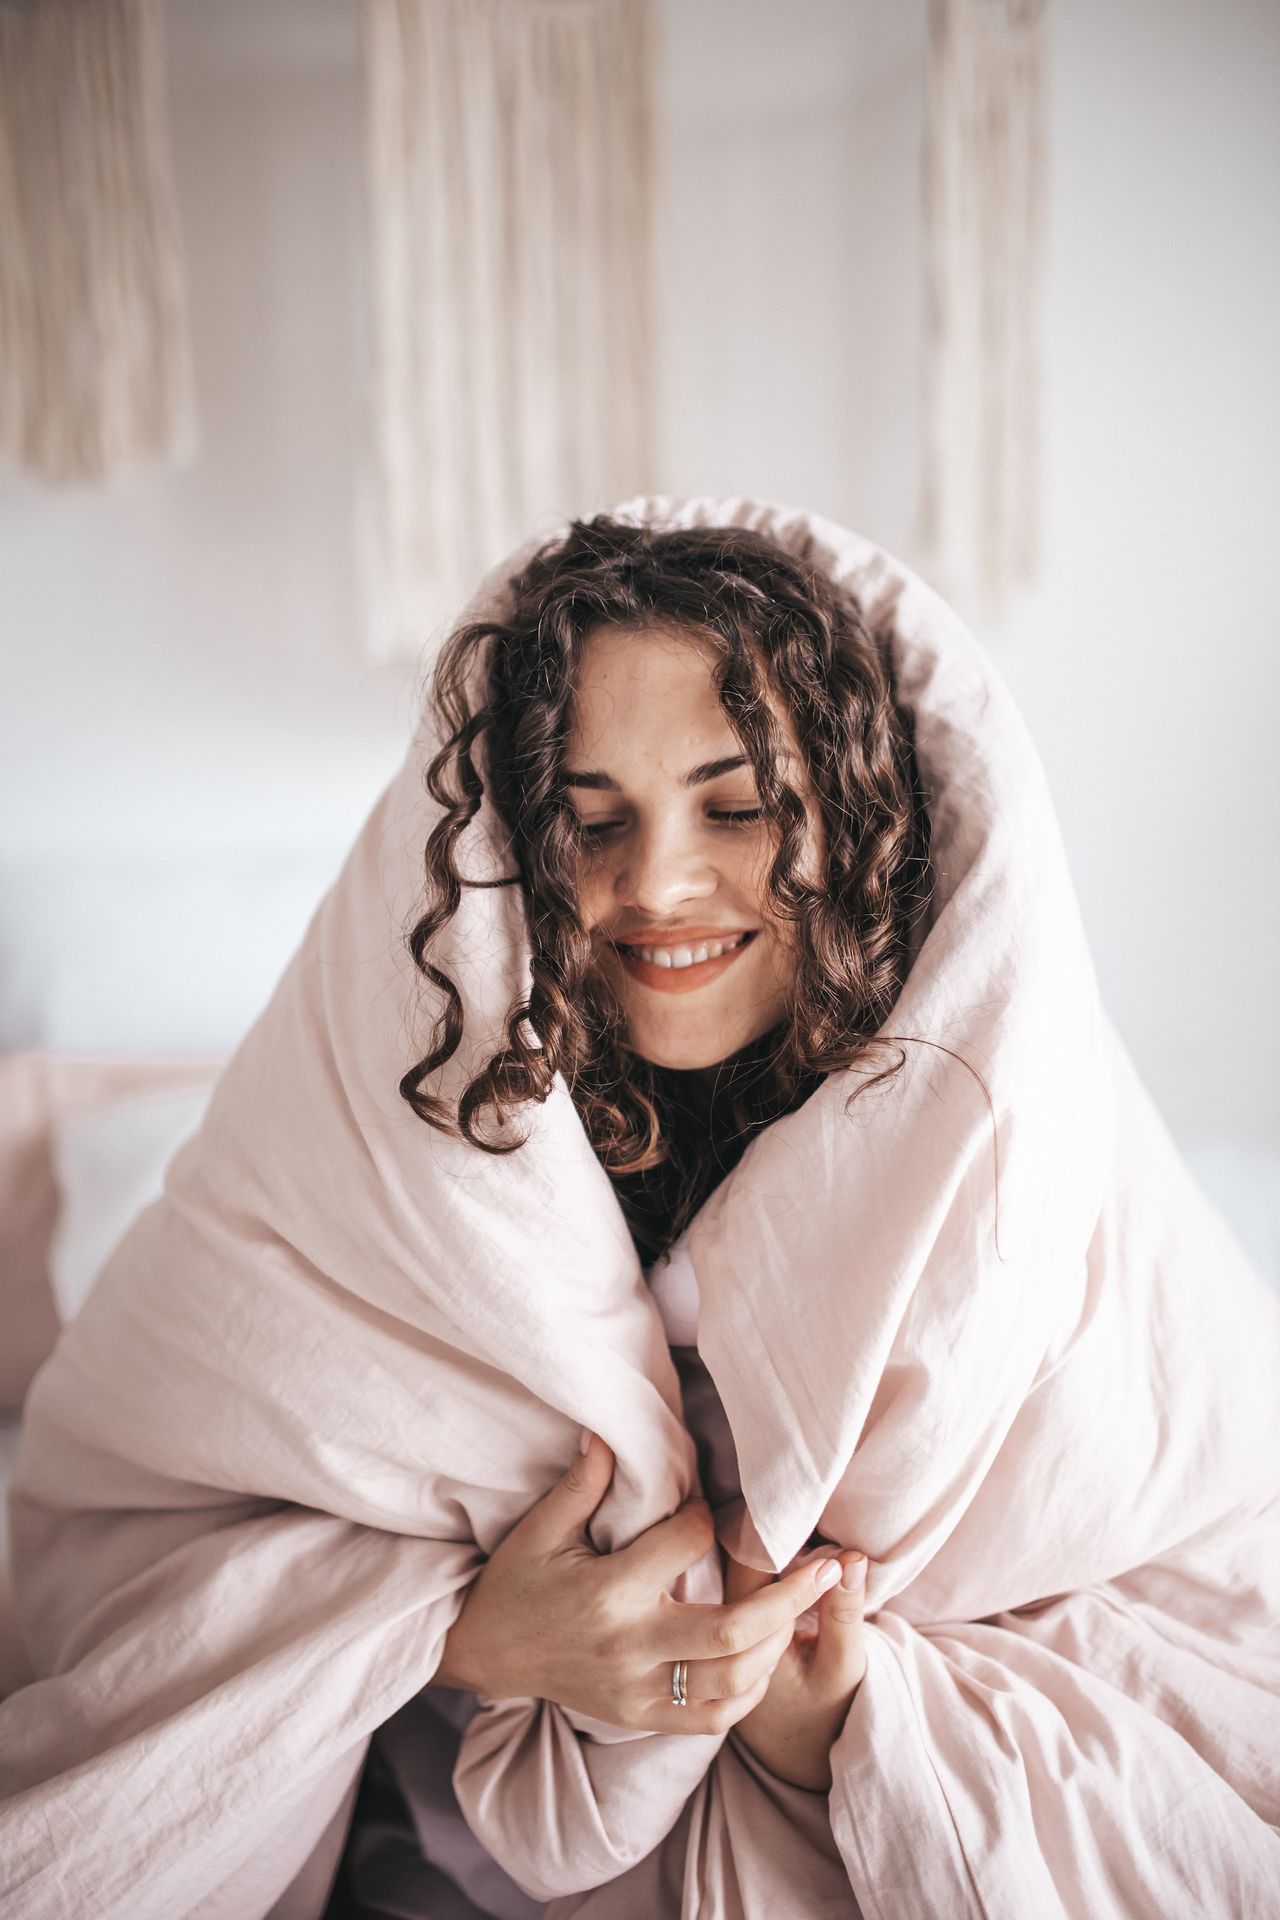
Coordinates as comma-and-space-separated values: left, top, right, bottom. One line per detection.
2, 496, 1277, 1919
830, 1592, 1280, 1920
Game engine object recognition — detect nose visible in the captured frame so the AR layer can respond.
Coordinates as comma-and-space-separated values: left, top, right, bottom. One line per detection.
611, 814, 717, 918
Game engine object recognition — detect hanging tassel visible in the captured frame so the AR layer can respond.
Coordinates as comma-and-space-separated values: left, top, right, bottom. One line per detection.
0, 0, 198, 484
361, 0, 659, 665
918, 0, 1049, 622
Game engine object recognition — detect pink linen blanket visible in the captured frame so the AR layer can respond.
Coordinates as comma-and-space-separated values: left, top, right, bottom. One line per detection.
2, 497, 1278, 1919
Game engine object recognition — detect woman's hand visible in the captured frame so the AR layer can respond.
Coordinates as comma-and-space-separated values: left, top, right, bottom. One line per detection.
433, 1433, 845, 1737
723, 1545, 869, 1792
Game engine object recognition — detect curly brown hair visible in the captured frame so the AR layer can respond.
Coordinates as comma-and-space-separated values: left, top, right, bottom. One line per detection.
400, 514, 936, 1261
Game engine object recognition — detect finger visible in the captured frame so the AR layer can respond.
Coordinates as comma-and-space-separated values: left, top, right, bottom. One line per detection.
608, 1496, 717, 1592
656, 1556, 842, 1662
648, 1663, 774, 1739
811, 1552, 868, 1692
505, 1430, 617, 1557
667, 1618, 793, 1706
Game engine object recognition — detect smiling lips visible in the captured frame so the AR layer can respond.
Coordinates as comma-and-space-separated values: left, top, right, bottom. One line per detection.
611, 928, 758, 994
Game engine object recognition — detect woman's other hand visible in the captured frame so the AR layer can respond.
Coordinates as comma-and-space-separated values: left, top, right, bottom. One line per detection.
432, 1432, 845, 1737
722, 1545, 869, 1792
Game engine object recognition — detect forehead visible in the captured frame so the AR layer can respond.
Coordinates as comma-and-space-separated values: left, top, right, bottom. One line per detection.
571, 620, 720, 696
565, 621, 809, 781
566, 622, 736, 750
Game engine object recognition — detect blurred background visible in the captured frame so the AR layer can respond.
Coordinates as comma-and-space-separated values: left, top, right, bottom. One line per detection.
1, 0, 1277, 1280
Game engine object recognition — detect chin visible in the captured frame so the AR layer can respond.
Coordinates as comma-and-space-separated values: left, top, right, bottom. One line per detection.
624, 1011, 778, 1073
629, 1038, 730, 1072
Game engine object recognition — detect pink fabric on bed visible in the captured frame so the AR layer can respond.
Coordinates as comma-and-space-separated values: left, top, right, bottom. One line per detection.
1, 497, 1277, 1918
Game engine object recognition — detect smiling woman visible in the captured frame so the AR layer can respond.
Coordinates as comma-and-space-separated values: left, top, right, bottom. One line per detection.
6, 497, 1278, 1920
402, 515, 932, 1261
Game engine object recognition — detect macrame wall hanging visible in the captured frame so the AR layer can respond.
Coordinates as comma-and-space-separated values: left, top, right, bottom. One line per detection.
919, 0, 1049, 623
361, 0, 659, 665
0, 0, 197, 484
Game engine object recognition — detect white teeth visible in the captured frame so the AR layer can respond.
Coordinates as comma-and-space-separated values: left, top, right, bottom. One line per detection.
633, 933, 749, 969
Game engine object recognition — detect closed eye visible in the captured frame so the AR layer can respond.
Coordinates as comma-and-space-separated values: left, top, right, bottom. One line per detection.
574, 807, 765, 844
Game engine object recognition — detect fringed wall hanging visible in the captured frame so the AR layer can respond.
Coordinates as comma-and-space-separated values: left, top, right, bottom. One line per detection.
919, 0, 1049, 622
362, 0, 659, 665
0, 0, 197, 484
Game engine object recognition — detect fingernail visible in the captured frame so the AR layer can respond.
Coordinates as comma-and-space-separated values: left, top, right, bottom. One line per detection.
579, 1428, 592, 1455
814, 1559, 841, 1593
841, 1554, 868, 1591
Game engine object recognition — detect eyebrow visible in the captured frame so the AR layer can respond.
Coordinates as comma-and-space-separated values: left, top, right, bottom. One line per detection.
564, 753, 785, 792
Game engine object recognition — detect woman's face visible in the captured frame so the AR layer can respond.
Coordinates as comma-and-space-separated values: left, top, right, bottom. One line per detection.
563, 623, 823, 1072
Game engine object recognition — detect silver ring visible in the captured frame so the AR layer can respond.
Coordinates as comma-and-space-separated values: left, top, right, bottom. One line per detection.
671, 1659, 688, 1707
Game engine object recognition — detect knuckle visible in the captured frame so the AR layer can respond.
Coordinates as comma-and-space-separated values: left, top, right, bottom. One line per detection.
581, 1588, 629, 1658
559, 1458, 590, 1496
594, 1628, 627, 1667
710, 1617, 744, 1658
593, 1612, 636, 1666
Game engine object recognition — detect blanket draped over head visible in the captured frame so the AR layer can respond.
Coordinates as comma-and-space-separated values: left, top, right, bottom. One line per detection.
2, 498, 1278, 1920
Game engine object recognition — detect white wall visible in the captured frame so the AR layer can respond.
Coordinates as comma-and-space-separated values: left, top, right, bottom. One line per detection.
1, 0, 1276, 1157
1013, 0, 1280, 1153
0, 0, 407, 862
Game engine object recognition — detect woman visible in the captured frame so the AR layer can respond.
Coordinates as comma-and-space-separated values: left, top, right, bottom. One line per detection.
4, 497, 1278, 1920
335, 503, 1280, 1914
339, 511, 935, 1916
